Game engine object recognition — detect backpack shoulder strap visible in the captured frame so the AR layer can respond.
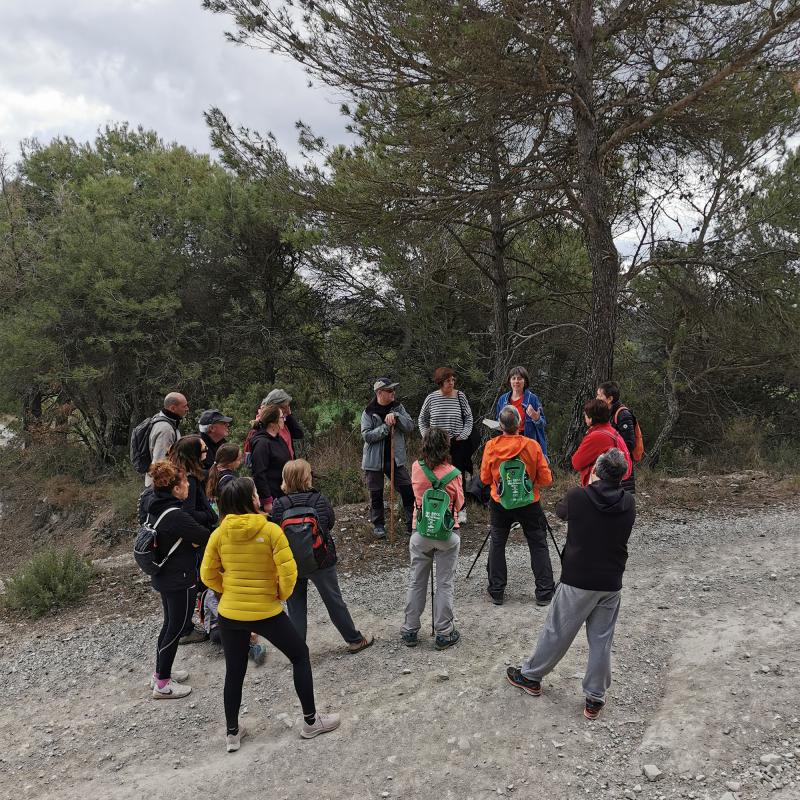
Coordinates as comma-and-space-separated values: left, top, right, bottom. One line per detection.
152, 506, 179, 528
440, 467, 461, 485
418, 460, 440, 487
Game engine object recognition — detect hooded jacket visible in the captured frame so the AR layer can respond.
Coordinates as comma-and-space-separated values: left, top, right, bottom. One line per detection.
479, 433, 552, 504
556, 481, 636, 591
571, 423, 632, 486
141, 491, 212, 593
249, 427, 292, 507
200, 512, 297, 621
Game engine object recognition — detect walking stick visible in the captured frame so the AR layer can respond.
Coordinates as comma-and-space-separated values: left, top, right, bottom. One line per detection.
543, 514, 563, 560
430, 558, 435, 636
389, 429, 396, 545
465, 526, 491, 580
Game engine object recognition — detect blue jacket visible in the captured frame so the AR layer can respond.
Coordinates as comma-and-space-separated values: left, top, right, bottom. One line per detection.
495, 389, 548, 459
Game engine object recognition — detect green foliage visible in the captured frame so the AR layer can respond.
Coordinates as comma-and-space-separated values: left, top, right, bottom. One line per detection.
3, 548, 93, 618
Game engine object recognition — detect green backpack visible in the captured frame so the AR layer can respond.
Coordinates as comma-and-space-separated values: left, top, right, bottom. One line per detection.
497, 457, 534, 509
416, 461, 461, 540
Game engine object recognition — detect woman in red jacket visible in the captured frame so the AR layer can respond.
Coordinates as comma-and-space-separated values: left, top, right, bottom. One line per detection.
571, 399, 632, 486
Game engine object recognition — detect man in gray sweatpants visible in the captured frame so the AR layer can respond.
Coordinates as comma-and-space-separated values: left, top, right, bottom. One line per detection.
506, 448, 636, 720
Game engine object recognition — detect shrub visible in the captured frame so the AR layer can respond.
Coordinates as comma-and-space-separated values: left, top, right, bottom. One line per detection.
3, 548, 93, 618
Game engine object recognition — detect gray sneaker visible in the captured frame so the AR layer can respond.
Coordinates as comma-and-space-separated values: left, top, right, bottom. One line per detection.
373, 526, 386, 539
178, 626, 209, 645
300, 712, 341, 739
226, 724, 247, 753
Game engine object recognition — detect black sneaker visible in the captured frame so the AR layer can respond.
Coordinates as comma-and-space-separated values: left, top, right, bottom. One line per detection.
434, 628, 460, 650
506, 666, 541, 696
535, 596, 552, 607
488, 590, 504, 606
584, 698, 604, 720
401, 630, 419, 647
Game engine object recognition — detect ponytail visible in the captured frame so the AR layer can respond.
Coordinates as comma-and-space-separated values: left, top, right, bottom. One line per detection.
206, 443, 242, 500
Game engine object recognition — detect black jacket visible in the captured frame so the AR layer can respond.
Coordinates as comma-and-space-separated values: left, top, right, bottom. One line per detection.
556, 481, 636, 592
609, 401, 636, 456
271, 489, 338, 569
142, 492, 212, 592
200, 432, 226, 471
249, 427, 292, 506
181, 474, 218, 531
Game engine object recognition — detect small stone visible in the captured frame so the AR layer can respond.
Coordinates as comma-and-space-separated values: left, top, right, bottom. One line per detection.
643, 764, 663, 781
632, 785, 642, 793
438, 671, 449, 681
769, 573, 777, 580
720, 794, 736, 800
401, 668, 411, 675
387, 756, 397, 764
458, 737, 472, 753
760, 665, 771, 674
725, 781, 741, 791
381, 793, 389, 798
760, 754, 782, 766
695, 774, 705, 781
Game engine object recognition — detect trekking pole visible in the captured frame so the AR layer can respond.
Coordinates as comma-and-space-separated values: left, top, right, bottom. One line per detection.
543, 514, 563, 561
430, 559, 435, 636
465, 526, 491, 580
389, 430, 396, 545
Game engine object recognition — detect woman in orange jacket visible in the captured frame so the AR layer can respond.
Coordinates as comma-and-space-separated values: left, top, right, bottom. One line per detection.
200, 477, 340, 752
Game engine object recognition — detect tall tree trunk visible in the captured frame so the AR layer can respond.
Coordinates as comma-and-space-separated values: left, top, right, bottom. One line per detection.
560, 0, 621, 464
488, 193, 511, 412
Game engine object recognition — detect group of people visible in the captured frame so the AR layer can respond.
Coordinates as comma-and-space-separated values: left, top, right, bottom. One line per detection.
135, 370, 640, 750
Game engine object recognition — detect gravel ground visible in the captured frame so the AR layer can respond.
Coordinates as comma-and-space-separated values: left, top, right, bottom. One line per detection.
1, 503, 799, 800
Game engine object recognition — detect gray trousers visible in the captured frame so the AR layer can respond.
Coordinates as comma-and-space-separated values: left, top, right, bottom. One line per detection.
401, 532, 460, 636
521, 583, 621, 702
286, 565, 363, 645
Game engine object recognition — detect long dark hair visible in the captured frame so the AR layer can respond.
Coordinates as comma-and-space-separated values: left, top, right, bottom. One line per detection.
218, 477, 258, 519
206, 443, 241, 500
421, 428, 451, 470
169, 435, 205, 481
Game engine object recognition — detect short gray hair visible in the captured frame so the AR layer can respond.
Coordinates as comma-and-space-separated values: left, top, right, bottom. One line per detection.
594, 448, 628, 483
499, 405, 521, 434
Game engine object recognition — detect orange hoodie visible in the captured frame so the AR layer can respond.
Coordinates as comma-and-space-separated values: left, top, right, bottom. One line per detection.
480, 433, 552, 503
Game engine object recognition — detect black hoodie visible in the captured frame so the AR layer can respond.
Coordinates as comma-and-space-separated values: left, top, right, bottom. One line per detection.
142, 491, 213, 592
555, 480, 636, 591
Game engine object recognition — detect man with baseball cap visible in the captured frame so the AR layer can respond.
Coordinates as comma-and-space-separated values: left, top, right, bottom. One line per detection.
361, 378, 415, 538
198, 409, 232, 471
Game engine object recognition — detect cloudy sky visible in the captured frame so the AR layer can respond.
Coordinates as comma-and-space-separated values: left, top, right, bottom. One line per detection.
0, 0, 348, 163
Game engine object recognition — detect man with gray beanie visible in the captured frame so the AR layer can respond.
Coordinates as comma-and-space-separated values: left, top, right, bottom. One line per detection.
506, 448, 636, 720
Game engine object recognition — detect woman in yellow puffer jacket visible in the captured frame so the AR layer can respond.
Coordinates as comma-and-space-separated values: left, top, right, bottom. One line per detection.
201, 477, 340, 752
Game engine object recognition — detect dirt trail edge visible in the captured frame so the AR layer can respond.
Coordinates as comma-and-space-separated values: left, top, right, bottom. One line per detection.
1, 504, 798, 800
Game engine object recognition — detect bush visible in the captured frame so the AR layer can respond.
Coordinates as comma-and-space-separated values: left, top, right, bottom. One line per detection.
3, 548, 93, 618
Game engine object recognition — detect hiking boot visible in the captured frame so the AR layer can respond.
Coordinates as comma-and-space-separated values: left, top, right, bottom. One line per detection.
401, 630, 419, 647
347, 633, 375, 654
488, 589, 504, 606
249, 643, 267, 665
458, 509, 468, 525
149, 669, 188, 689
584, 698, 605, 720
178, 626, 209, 645
152, 680, 192, 700
373, 526, 386, 539
300, 712, 341, 739
506, 666, 541, 697
226, 724, 247, 753
535, 596, 552, 607
434, 628, 460, 650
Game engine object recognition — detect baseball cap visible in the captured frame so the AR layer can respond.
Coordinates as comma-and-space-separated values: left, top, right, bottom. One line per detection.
373, 378, 399, 392
198, 409, 233, 425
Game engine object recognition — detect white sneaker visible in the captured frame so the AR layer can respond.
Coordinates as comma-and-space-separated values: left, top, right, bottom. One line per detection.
300, 712, 341, 739
152, 680, 192, 700
226, 724, 247, 753
510, 521, 522, 532
149, 669, 189, 689
458, 509, 468, 525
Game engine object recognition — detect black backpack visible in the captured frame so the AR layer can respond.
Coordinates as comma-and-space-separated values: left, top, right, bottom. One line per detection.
133, 507, 181, 576
129, 414, 175, 474
279, 494, 329, 578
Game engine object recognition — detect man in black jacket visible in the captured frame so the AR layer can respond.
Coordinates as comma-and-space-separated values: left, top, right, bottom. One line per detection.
198, 409, 233, 471
597, 381, 637, 493
506, 448, 635, 720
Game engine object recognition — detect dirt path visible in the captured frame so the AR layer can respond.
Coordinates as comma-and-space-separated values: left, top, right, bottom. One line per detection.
1, 504, 799, 800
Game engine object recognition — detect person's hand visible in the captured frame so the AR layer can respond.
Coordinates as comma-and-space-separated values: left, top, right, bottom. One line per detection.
385, 413, 396, 427
525, 404, 541, 421
263, 501, 273, 515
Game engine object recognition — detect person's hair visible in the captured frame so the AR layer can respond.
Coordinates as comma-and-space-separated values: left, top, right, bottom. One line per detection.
256, 403, 282, 429
598, 381, 620, 404
594, 448, 628, 484
206, 444, 241, 499
169, 434, 206, 481
148, 459, 185, 491
433, 366, 455, 387
584, 398, 611, 425
507, 366, 529, 390
164, 392, 185, 410
421, 428, 451, 470
281, 459, 313, 494
499, 405, 521, 434
218, 477, 258, 519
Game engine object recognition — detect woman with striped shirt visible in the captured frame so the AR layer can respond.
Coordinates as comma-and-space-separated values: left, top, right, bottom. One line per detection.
418, 367, 475, 524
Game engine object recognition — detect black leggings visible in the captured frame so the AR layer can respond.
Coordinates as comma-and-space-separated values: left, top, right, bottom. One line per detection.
218, 612, 316, 730
156, 586, 195, 678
